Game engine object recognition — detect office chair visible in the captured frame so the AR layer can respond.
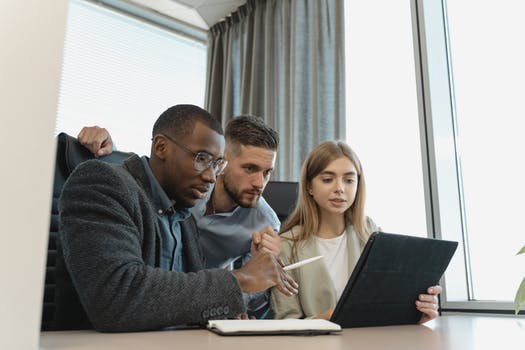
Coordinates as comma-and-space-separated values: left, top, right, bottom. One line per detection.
262, 181, 299, 223
41, 132, 133, 331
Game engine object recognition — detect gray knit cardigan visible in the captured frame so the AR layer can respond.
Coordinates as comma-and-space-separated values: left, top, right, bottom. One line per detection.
57, 155, 244, 332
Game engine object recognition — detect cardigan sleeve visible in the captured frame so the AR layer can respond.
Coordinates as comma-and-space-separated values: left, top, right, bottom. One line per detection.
366, 216, 381, 235
59, 160, 245, 332
270, 232, 306, 319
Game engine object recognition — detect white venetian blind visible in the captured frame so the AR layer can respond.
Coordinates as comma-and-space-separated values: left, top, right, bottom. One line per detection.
56, 0, 207, 156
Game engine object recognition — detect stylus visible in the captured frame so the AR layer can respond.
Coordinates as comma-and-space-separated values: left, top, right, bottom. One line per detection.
283, 255, 323, 271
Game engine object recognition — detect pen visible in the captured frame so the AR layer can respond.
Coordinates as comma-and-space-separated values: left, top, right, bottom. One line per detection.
283, 255, 323, 271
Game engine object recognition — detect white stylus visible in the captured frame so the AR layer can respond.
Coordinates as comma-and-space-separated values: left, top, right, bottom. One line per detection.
283, 255, 324, 271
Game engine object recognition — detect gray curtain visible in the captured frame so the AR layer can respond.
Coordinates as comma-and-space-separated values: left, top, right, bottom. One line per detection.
205, 0, 345, 181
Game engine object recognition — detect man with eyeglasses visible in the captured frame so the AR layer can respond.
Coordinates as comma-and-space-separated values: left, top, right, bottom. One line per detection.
58, 104, 298, 332
79, 116, 282, 318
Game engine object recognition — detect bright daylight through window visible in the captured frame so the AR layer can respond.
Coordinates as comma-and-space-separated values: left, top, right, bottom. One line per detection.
55, 0, 207, 156
447, 0, 525, 303
344, 1, 427, 238
346, 0, 525, 309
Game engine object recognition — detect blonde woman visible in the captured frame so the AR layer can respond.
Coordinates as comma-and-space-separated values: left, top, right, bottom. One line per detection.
270, 141, 441, 323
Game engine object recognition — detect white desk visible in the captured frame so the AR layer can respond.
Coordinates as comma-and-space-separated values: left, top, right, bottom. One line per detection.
40, 314, 525, 350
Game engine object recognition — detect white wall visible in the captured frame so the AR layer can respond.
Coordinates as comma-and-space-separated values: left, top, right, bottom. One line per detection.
0, 1, 68, 349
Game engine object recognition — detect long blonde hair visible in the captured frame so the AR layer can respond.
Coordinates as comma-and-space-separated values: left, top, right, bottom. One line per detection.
281, 141, 370, 259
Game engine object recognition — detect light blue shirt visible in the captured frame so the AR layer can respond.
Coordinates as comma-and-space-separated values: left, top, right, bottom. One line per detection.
140, 156, 189, 271
190, 193, 280, 269
190, 191, 280, 317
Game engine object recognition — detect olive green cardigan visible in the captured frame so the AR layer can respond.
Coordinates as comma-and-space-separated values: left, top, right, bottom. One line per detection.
270, 217, 379, 319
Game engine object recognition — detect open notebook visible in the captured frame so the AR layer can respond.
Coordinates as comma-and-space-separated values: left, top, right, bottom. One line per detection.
207, 319, 341, 336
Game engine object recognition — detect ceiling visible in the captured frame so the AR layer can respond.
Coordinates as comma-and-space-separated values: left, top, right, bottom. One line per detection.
126, 0, 247, 30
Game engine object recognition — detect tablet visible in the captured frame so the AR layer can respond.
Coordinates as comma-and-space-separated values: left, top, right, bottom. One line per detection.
330, 231, 458, 328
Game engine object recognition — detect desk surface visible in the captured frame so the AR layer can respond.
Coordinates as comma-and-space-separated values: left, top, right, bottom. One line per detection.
40, 314, 525, 350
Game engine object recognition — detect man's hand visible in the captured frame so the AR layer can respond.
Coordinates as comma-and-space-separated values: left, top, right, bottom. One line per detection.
251, 226, 281, 256
417, 285, 442, 324
232, 241, 298, 296
235, 313, 255, 320
77, 126, 113, 157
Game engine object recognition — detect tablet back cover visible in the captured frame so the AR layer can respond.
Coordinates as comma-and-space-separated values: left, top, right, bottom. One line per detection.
331, 232, 457, 328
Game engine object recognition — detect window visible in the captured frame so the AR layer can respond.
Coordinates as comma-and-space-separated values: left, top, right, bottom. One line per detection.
445, 0, 524, 305
344, 1, 427, 237
56, 0, 207, 156
346, 0, 523, 312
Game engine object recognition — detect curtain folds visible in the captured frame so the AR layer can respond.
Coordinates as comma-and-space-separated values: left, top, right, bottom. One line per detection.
205, 0, 345, 181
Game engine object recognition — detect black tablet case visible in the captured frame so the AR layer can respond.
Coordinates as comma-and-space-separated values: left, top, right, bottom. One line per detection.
330, 232, 458, 328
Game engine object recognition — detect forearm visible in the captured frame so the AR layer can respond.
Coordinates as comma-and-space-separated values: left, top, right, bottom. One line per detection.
62, 211, 245, 331
80, 266, 243, 331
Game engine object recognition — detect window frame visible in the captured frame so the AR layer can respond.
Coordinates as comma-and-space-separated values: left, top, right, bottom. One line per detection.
412, 0, 518, 313
94, 0, 207, 44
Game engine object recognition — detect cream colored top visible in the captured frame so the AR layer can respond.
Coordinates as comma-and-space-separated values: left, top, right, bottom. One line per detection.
270, 217, 379, 319
315, 232, 350, 299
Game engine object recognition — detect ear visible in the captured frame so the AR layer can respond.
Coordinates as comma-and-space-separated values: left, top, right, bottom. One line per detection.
152, 135, 169, 160
224, 143, 240, 162
223, 147, 232, 162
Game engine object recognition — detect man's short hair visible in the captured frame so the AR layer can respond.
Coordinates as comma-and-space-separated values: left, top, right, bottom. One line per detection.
225, 115, 279, 156
152, 104, 223, 138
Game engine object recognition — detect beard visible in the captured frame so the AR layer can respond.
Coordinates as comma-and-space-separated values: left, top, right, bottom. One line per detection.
222, 172, 262, 208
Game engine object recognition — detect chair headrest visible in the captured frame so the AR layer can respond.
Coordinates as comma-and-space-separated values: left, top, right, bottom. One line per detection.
55, 132, 134, 179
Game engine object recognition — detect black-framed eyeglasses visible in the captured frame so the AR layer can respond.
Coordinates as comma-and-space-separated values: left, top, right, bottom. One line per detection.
156, 133, 228, 175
